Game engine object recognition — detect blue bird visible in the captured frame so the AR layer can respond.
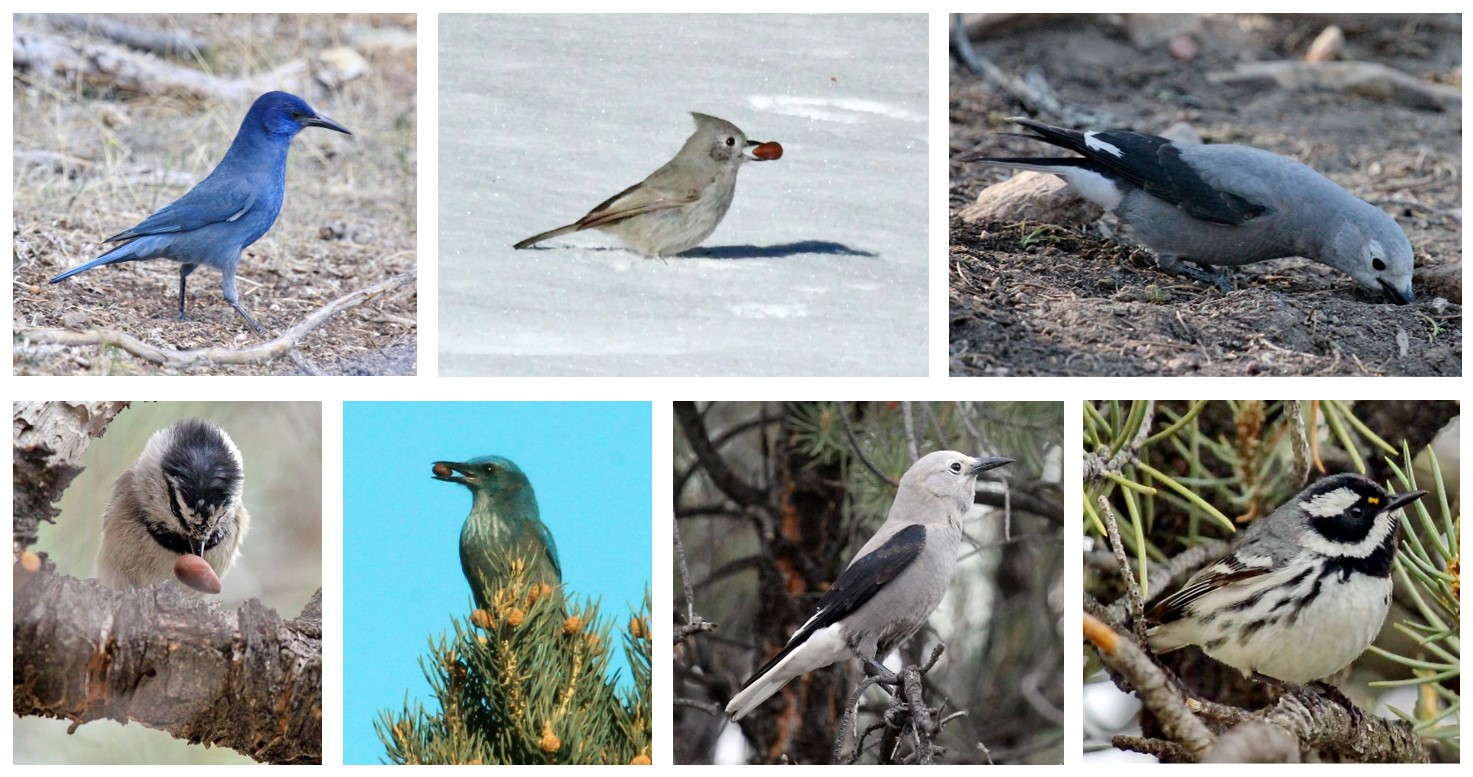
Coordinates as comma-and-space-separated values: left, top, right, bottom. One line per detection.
432, 456, 562, 610
49, 91, 352, 334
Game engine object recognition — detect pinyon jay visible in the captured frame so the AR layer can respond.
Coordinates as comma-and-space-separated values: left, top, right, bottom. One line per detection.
972, 117, 1416, 304
725, 451, 1013, 721
49, 91, 352, 333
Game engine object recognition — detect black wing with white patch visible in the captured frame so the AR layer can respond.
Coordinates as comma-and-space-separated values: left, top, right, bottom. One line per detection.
740, 523, 927, 683
1146, 552, 1272, 625
1009, 118, 1269, 226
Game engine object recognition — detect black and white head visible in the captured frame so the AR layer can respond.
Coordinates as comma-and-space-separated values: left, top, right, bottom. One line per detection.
1279, 473, 1425, 568
142, 419, 246, 554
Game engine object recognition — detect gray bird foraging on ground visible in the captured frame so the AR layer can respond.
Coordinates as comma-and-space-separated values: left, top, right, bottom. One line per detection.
1146, 473, 1425, 686
95, 419, 251, 595
725, 451, 1014, 721
432, 456, 561, 610
49, 91, 352, 334
971, 117, 1416, 304
514, 112, 783, 257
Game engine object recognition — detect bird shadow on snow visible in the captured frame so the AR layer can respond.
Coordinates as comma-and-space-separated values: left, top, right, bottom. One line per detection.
512, 241, 878, 260
684, 241, 878, 260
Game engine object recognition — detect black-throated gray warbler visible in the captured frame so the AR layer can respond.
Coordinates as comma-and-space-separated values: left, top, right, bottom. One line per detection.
1145, 473, 1425, 684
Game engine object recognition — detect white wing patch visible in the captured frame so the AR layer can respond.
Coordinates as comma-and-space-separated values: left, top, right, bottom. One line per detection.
1299, 487, 1360, 518
1083, 132, 1123, 158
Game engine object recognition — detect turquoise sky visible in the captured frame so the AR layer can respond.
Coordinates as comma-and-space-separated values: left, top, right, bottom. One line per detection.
342, 402, 652, 764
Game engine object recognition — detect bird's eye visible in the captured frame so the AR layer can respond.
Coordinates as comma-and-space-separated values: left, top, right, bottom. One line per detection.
290, 111, 306, 121
1373, 258, 1386, 271
949, 462, 963, 474
726, 137, 735, 147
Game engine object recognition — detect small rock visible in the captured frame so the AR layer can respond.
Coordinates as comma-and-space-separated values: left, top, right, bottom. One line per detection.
1305, 26, 1344, 63
960, 171, 1102, 225
1168, 35, 1198, 62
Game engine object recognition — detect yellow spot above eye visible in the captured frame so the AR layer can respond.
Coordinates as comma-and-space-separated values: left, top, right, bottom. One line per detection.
1367, 496, 1380, 505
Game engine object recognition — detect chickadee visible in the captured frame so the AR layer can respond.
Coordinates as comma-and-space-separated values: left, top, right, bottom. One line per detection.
1146, 473, 1425, 685
514, 112, 782, 257
95, 419, 251, 595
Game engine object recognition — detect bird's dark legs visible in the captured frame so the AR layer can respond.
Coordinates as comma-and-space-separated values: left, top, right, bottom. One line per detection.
1309, 679, 1366, 729
177, 263, 198, 320
1155, 254, 1235, 293
220, 265, 266, 335
229, 301, 266, 335
863, 658, 900, 686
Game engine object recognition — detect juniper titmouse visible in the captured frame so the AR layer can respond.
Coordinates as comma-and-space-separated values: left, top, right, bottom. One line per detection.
95, 419, 250, 595
514, 112, 782, 257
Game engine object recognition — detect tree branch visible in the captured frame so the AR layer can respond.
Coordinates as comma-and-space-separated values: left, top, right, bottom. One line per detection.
13, 570, 323, 763
673, 402, 771, 510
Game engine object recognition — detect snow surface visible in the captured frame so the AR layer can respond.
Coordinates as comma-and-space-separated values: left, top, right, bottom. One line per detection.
438, 14, 928, 376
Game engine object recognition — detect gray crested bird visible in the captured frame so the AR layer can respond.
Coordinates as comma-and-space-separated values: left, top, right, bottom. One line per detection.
1146, 472, 1426, 685
514, 112, 781, 257
725, 451, 1014, 721
971, 117, 1417, 304
95, 418, 250, 595
432, 456, 562, 609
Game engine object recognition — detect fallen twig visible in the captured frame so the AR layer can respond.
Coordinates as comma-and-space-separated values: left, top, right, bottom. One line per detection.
16, 272, 415, 371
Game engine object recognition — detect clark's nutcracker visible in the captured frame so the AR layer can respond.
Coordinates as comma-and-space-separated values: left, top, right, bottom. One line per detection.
725, 451, 1013, 721
973, 117, 1416, 304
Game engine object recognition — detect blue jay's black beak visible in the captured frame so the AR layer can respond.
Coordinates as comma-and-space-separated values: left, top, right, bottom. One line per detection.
970, 456, 1014, 476
303, 112, 352, 136
432, 460, 473, 486
1382, 489, 1427, 514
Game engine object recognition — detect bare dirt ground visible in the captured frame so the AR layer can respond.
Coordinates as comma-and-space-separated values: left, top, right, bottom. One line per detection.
12, 14, 418, 375
950, 14, 1461, 376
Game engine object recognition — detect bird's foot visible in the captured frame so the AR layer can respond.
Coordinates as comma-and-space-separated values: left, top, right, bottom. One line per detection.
1253, 673, 1367, 729
1156, 255, 1235, 294
1308, 679, 1367, 730
230, 301, 267, 336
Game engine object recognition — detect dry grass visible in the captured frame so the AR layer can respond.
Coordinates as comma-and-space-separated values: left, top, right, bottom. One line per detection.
12, 13, 418, 375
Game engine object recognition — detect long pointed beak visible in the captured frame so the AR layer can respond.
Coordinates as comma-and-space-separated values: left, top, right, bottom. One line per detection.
1384, 489, 1427, 514
970, 456, 1014, 476
304, 112, 352, 136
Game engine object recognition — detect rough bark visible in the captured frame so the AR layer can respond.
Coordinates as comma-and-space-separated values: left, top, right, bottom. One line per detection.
13, 576, 324, 764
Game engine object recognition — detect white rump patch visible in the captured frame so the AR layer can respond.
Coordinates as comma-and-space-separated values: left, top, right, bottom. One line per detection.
1054, 168, 1124, 211
1083, 132, 1123, 158
1299, 487, 1361, 518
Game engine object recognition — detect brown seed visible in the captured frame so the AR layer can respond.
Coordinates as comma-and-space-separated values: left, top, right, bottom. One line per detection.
173, 553, 221, 594
752, 141, 783, 161
433, 462, 452, 478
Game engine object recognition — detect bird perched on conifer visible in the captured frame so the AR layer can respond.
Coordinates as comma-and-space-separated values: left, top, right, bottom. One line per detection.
432, 456, 561, 609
